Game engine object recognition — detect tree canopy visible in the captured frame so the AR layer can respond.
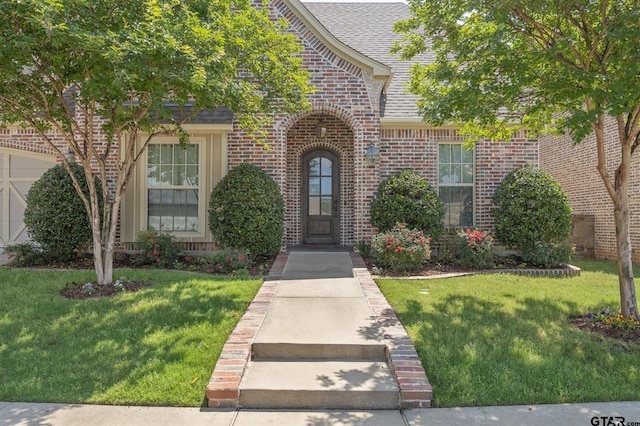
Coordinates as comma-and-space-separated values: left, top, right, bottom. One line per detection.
0, 0, 311, 137
0, 0, 312, 285
394, 0, 640, 145
394, 0, 640, 318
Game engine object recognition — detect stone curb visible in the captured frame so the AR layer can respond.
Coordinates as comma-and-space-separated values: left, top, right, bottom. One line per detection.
379, 264, 581, 280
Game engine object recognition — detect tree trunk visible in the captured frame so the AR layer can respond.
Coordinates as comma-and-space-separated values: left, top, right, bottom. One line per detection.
92, 238, 107, 285
611, 126, 640, 319
92, 199, 119, 286
92, 219, 117, 285
614, 200, 640, 318
595, 115, 640, 320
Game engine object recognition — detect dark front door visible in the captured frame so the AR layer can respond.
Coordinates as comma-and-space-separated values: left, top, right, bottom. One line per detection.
302, 149, 340, 245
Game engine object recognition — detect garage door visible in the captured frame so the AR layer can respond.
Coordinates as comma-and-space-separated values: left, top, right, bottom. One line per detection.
0, 149, 57, 248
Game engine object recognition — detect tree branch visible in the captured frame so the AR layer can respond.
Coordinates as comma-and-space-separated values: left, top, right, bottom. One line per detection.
507, 9, 584, 71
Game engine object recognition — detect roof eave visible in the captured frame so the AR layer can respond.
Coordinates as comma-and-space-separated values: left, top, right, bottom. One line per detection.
380, 117, 459, 129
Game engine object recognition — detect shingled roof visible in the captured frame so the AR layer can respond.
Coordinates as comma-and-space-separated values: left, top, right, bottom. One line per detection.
302, 2, 433, 120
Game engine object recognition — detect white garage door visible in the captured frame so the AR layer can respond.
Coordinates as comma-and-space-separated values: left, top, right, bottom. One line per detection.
0, 149, 57, 248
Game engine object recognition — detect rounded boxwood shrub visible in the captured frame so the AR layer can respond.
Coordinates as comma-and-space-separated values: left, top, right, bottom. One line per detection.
370, 169, 444, 239
24, 162, 99, 261
492, 166, 572, 253
209, 163, 284, 257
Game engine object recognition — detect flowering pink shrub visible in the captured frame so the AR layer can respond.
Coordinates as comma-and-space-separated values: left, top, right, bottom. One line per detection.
175, 249, 251, 275
454, 228, 493, 268
134, 229, 180, 268
371, 223, 432, 272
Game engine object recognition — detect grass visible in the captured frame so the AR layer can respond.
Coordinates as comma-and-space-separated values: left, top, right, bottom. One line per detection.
0, 268, 262, 406
377, 259, 640, 407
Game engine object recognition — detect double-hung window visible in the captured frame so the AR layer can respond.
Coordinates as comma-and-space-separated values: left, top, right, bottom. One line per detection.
146, 142, 200, 232
438, 143, 474, 227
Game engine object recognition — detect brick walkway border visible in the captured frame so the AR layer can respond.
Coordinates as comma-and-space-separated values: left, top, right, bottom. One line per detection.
206, 250, 432, 409
205, 251, 288, 408
350, 252, 432, 409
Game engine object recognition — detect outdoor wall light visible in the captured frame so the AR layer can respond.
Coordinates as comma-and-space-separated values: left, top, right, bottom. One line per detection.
66, 148, 75, 162
364, 143, 380, 167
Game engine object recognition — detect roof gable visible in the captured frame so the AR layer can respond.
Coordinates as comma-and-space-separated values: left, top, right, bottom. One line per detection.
283, 0, 392, 81
299, 1, 433, 120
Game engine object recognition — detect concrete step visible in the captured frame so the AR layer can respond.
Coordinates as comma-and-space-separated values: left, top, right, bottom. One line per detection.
239, 359, 399, 409
252, 342, 387, 360
254, 297, 385, 346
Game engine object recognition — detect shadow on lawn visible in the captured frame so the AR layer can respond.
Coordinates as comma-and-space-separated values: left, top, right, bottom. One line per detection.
0, 275, 253, 406
397, 294, 640, 407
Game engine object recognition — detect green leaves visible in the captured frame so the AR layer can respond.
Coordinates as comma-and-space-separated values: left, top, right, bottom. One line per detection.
394, 0, 640, 144
370, 169, 444, 240
492, 166, 572, 251
0, 0, 312, 137
208, 163, 284, 257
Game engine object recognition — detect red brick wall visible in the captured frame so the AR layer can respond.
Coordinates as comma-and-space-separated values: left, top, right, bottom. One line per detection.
540, 116, 640, 262
475, 133, 539, 229
379, 128, 538, 232
0, 128, 62, 158
0, 117, 119, 187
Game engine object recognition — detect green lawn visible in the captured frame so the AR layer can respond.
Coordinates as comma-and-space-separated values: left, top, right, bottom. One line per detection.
0, 268, 261, 406
377, 259, 640, 407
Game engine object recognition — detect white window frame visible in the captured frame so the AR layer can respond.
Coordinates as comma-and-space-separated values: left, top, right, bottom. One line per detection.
437, 142, 475, 228
142, 136, 207, 238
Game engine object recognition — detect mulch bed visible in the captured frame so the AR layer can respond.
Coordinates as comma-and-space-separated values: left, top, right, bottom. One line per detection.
569, 316, 640, 348
364, 256, 529, 277
60, 280, 150, 300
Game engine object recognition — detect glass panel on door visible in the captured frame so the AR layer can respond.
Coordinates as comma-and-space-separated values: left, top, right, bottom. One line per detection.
308, 156, 333, 216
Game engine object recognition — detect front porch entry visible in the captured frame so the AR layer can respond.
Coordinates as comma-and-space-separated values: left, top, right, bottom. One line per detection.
301, 148, 340, 245
282, 110, 358, 247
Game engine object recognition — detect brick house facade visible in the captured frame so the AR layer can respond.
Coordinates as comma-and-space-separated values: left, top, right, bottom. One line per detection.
0, 0, 539, 251
540, 116, 640, 262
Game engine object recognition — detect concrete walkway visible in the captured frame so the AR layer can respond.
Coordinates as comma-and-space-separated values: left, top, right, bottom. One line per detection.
206, 249, 431, 409
234, 251, 404, 409
2, 249, 639, 425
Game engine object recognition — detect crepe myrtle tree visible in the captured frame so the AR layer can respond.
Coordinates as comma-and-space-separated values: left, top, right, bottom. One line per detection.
0, 0, 311, 285
393, 0, 640, 319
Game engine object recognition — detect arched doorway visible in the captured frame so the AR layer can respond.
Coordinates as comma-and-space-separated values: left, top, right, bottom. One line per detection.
301, 148, 340, 245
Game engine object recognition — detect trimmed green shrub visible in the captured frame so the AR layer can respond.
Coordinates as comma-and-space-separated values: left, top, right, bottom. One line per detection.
522, 242, 574, 268
370, 223, 432, 272
492, 166, 572, 254
370, 169, 444, 239
23, 162, 98, 261
209, 163, 284, 257
134, 228, 180, 268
